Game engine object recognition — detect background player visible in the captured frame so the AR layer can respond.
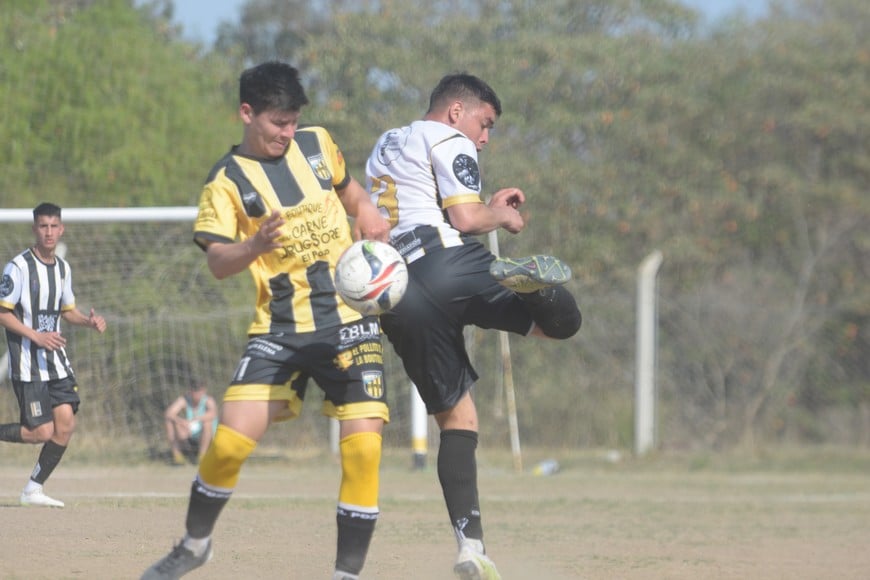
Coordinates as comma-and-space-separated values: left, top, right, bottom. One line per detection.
365, 73, 582, 579
0, 202, 107, 508
141, 61, 391, 580
163, 381, 218, 465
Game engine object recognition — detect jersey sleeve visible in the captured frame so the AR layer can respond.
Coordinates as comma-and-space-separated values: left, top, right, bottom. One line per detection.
318, 127, 351, 191
430, 136, 484, 209
0, 261, 21, 311
193, 175, 240, 250
60, 259, 76, 312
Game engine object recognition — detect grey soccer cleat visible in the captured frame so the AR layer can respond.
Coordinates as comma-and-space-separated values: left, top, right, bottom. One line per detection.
489, 255, 572, 293
141, 540, 212, 580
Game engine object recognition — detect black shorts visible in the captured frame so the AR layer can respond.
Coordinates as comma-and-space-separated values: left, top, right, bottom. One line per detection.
11, 376, 80, 429
380, 242, 533, 415
225, 317, 389, 422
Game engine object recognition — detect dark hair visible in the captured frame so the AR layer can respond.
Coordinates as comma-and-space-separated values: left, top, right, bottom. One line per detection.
33, 202, 62, 222
239, 61, 310, 114
427, 73, 502, 117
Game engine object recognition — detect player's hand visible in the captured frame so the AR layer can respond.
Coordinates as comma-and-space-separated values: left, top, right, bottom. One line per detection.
253, 210, 286, 254
89, 308, 107, 333
33, 331, 66, 351
489, 187, 525, 210
354, 203, 391, 242
501, 208, 525, 234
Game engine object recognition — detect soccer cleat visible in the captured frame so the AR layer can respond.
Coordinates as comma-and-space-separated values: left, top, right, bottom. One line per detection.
20, 486, 65, 508
141, 540, 212, 580
332, 572, 360, 580
489, 255, 571, 293
171, 450, 187, 466
454, 539, 501, 580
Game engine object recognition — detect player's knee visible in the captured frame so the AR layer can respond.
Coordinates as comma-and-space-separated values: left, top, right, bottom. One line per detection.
22, 422, 55, 444
339, 431, 382, 508
530, 286, 582, 339
198, 424, 256, 489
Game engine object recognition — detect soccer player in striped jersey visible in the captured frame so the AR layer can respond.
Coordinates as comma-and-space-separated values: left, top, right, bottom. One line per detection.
141, 62, 391, 580
0, 202, 107, 508
365, 74, 582, 579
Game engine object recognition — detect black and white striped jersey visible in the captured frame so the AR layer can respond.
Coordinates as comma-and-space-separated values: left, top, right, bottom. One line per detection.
0, 248, 77, 382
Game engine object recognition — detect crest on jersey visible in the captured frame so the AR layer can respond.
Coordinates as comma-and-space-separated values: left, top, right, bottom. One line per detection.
362, 371, 384, 399
0, 274, 12, 298
307, 154, 332, 181
452, 154, 481, 191
376, 127, 410, 165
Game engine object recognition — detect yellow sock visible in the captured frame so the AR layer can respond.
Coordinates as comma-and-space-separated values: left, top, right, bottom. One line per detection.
339, 432, 382, 509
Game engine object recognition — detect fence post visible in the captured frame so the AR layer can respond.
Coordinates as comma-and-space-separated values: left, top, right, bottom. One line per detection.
635, 250, 663, 456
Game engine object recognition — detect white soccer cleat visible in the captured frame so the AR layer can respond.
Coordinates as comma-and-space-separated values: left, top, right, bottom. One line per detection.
454, 539, 501, 580
20, 486, 65, 508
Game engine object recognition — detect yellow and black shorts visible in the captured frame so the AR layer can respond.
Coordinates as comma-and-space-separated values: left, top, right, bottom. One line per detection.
224, 317, 389, 423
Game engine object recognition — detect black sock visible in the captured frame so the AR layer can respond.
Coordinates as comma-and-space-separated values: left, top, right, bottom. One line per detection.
521, 286, 582, 338
31, 440, 67, 484
185, 478, 232, 538
438, 429, 483, 541
336, 507, 377, 574
0, 423, 23, 443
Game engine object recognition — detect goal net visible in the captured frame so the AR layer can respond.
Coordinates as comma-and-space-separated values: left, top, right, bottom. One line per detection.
0, 208, 434, 461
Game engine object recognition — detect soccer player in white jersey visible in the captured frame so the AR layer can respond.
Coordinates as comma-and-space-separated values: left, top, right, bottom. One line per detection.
0, 202, 107, 508
366, 73, 582, 580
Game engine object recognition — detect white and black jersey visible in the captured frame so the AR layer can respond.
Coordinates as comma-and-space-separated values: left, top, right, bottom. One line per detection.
0, 249, 77, 382
366, 120, 486, 263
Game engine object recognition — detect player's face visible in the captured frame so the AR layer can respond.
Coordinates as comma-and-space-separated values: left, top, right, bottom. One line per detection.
32, 215, 64, 253
239, 104, 301, 159
456, 101, 497, 151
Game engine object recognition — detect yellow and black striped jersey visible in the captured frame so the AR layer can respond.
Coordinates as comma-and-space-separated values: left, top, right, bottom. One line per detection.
193, 125, 363, 335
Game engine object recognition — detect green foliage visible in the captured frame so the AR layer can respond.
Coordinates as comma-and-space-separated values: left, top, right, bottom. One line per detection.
0, 0, 239, 207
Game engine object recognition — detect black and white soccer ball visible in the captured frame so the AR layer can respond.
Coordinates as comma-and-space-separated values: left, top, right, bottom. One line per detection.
334, 240, 408, 316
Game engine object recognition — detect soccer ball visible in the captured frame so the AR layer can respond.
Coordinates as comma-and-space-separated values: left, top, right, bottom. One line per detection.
334, 240, 408, 315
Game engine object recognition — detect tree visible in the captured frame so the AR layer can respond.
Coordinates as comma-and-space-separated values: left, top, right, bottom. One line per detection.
0, 0, 238, 207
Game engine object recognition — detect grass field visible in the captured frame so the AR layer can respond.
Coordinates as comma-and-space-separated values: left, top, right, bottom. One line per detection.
1, 448, 869, 579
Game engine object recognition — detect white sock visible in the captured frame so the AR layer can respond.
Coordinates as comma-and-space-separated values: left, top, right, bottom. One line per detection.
182, 535, 210, 557
23, 480, 41, 494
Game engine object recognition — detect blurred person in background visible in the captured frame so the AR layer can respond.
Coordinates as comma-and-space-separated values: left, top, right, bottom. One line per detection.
163, 381, 218, 465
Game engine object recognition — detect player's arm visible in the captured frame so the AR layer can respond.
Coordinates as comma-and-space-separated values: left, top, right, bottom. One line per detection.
164, 397, 186, 423
336, 177, 390, 242
201, 396, 218, 424
446, 187, 526, 235
204, 210, 286, 280
62, 307, 107, 333
0, 307, 66, 351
